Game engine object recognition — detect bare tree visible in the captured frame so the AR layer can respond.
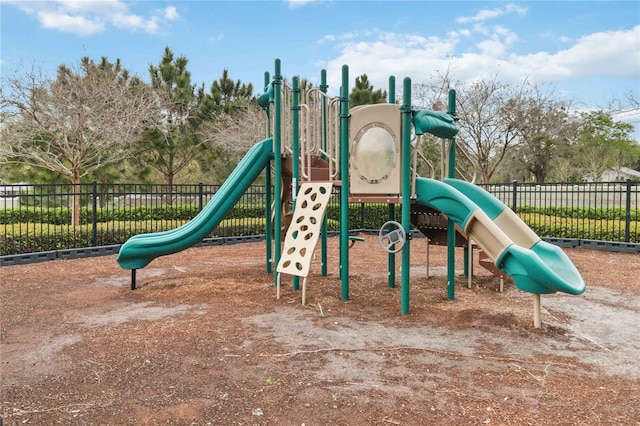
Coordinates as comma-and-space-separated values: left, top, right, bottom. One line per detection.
455, 76, 526, 183
0, 57, 153, 224
414, 72, 525, 183
198, 100, 266, 155
413, 67, 455, 111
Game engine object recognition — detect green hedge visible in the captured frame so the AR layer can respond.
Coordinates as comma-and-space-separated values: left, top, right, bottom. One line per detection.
0, 218, 270, 256
4, 203, 637, 226
326, 203, 400, 231
0, 205, 268, 225
517, 206, 640, 221
2, 204, 638, 256
520, 213, 639, 243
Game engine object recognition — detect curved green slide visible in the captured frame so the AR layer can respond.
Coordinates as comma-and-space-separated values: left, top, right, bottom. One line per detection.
117, 138, 273, 270
414, 177, 585, 295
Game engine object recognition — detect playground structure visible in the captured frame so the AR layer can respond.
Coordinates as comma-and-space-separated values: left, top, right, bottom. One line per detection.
117, 59, 586, 327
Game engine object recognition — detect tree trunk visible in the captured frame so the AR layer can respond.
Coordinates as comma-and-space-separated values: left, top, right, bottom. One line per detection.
72, 171, 81, 227
165, 172, 175, 206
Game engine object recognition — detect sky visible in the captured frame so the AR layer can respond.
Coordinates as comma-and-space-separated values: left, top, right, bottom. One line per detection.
1, 0, 639, 139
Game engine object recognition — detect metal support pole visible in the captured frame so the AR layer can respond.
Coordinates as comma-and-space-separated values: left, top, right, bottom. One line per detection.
320, 70, 329, 277
265, 160, 272, 273
388, 76, 396, 288
388, 204, 396, 288
339, 65, 350, 300
446, 89, 457, 300
292, 76, 300, 291
625, 179, 632, 242
264, 71, 273, 274
533, 293, 541, 328
131, 269, 136, 291
273, 59, 283, 284
400, 77, 412, 315
92, 180, 98, 247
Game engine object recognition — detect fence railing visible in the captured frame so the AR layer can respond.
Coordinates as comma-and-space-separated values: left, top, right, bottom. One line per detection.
1, 180, 638, 260
479, 180, 639, 245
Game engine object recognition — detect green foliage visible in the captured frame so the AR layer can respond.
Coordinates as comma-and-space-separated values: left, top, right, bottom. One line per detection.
516, 206, 639, 221
325, 203, 400, 231
137, 46, 205, 188
575, 110, 639, 181
349, 74, 387, 107
0, 217, 269, 256
2, 204, 638, 256
520, 213, 639, 243
0, 204, 269, 225
200, 69, 254, 117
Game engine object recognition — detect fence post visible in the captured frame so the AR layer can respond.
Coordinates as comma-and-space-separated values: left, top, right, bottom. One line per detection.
511, 180, 518, 212
198, 182, 204, 211
92, 181, 98, 247
625, 179, 631, 243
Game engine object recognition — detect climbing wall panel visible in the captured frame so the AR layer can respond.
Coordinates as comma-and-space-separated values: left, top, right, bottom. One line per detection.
276, 182, 333, 278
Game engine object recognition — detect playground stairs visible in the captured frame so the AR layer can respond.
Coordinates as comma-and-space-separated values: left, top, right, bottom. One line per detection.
410, 203, 505, 280
283, 154, 334, 183
477, 248, 508, 280
272, 165, 294, 241
410, 203, 466, 246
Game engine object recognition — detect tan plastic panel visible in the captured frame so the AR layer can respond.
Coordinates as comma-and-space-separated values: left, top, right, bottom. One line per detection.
349, 104, 402, 195
464, 209, 512, 264
276, 182, 333, 278
493, 208, 540, 249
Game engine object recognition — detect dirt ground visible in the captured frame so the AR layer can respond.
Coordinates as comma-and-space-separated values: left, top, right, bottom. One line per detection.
1, 235, 639, 425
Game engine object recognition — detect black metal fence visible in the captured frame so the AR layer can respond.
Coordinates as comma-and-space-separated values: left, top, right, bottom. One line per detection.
1, 180, 638, 263
479, 180, 639, 246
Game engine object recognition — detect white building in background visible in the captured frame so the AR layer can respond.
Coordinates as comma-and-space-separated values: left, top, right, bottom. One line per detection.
0, 183, 32, 209
596, 167, 640, 182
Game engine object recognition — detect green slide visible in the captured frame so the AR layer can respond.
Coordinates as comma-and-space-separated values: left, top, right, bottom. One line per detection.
117, 138, 273, 270
414, 177, 585, 295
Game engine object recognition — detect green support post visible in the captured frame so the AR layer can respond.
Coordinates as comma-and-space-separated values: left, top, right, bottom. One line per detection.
273, 59, 283, 285
388, 75, 396, 288
339, 65, 350, 300
387, 204, 396, 288
291, 76, 300, 291
446, 89, 457, 300
264, 71, 272, 273
463, 247, 469, 277
320, 69, 329, 277
400, 77, 412, 314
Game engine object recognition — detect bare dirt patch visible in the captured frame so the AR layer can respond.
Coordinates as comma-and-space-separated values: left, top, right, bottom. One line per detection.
1, 236, 639, 425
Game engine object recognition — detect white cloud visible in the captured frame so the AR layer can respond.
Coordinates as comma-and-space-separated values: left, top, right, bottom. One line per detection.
208, 34, 224, 44
474, 26, 518, 57
3, 0, 179, 36
322, 32, 459, 94
164, 6, 179, 21
457, 3, 528, 24
448, 29, 471, 38
316, 34, 336, 45
316, 31, 359, 45
319, 25, 640, 99
287, 0, 319, 9
509, 25, 640, 79
37, 10, 105, 36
